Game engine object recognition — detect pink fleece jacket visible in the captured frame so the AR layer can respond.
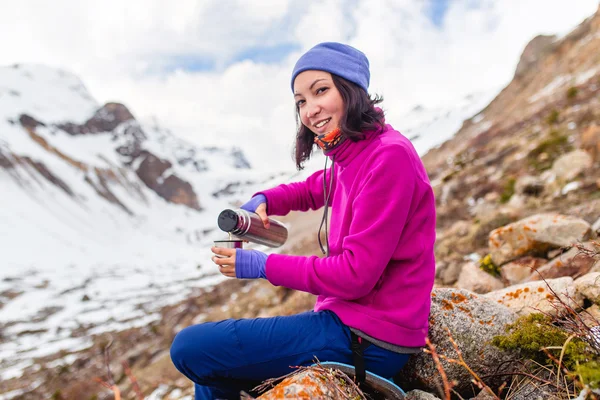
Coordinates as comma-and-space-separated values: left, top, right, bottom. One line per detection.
261, 123, 436, 347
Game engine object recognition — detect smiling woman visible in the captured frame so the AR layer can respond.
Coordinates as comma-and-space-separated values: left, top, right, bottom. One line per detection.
170, 42, 437, 400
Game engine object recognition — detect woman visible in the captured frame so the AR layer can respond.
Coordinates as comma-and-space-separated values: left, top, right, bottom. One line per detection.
170, 42, 436, 400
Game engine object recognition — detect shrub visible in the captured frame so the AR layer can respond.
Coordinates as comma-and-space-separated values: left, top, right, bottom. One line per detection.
567, 86, 578, 100
500, 177, 516, 204
547, 109, 560, 125
479, 254, 500, 277
493, 313, 600, 389
473, 214, 515, 248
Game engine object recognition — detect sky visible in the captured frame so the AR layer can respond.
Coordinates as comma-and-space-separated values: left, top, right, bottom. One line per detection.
1, 0, 599, 170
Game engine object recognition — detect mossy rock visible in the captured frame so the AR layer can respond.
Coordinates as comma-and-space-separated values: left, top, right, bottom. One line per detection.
527, 130, 573, 171
396, 289, 517, 397
492, 313, 600, 389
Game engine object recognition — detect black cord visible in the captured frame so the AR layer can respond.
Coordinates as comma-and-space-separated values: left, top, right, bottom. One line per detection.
318, 157, 335, 256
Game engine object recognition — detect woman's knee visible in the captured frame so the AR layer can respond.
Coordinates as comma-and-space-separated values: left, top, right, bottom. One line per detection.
170, 324, 212, 377
169, 321, 235, 380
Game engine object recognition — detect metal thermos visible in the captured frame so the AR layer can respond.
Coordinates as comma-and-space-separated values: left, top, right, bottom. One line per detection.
217, 209, 288, 248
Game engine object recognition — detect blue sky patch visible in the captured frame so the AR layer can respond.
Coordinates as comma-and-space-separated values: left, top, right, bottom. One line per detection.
232, 42, 300, 64
428, 0, 450, 27
164, 55, 215, 73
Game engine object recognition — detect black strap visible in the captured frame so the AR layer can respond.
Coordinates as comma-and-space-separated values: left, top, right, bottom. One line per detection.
350, 331, 371, 385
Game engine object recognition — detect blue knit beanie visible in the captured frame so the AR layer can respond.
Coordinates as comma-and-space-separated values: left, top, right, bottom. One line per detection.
291, 42, 370, 93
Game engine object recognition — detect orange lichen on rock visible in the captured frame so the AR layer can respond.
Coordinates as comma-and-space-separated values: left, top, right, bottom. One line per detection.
451, 293, 468, 304
490, 236, 501, 247
457, 306, 472, 315
505, 288, 526, 299
441, 300, 454, 310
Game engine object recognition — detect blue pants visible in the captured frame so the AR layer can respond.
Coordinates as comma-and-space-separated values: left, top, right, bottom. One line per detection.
170, 310, 409, 400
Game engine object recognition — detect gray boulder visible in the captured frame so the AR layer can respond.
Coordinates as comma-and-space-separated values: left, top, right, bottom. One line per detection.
489, 213, 592, 265
485, 277, 584, 317
405, 389, 442, 400
396, 289, 517, 397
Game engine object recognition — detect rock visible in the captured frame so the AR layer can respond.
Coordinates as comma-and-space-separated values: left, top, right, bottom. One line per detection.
472, 212, 517, 249
484, 192, 500, 203
580, 304, 600, 326
515, 175, 545, 196
257, 365, 407, 399
449, 220, 471, 237
396, 289, 517, 397
471, 388, 498, 399
405, 389, 442, 400
514, 35, 557, 80
526, 241, 600, 281
455, 262, 504, 294
566, 198, 600, 225
547, 248, 564, 259
506, 194, 526, 209
506, 379, 561, 400
489, 213, 592, 266
581, 124, 600, 162
484, 277, 584, 317
470, 200, 499, 221
58, 103, 137, 135
136, 151, 201, 211
437, 261, 463, 286
593, 216, 600, 234
501, 257, 546, 285
551, 150, 592, 182
574, 272, 600, 303
257, 368, 362, 399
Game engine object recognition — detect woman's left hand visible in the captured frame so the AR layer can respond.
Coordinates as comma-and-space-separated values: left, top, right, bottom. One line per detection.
211, 247, 236, 277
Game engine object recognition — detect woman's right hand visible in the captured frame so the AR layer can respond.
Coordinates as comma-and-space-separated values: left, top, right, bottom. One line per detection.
240, 194, 270, 228
254, 202, 270, 229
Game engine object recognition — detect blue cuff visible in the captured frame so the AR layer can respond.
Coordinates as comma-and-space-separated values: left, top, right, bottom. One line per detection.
240, 194, 267, 213
235, 249, 268, 279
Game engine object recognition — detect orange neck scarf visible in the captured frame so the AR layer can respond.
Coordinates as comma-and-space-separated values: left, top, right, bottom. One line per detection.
314, 128, 343, 151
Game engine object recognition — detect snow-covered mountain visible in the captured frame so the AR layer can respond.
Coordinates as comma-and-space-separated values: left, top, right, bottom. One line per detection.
0, 64, 289, 380
399, 90, 499, 156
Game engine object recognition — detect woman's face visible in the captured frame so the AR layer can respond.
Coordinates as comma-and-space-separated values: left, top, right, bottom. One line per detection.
293, 70, 344, 136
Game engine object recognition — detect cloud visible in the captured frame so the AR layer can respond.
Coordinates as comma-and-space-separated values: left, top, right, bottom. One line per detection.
1, 0, 598, 170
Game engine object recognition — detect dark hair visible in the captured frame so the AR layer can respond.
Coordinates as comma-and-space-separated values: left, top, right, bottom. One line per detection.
293, 74, 385, 170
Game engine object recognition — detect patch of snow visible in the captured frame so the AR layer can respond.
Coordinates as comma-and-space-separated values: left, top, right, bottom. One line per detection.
528, 74, 570, 103
561, 181, 581, 195
145, 384, 170, 400
575, 67, 599, 85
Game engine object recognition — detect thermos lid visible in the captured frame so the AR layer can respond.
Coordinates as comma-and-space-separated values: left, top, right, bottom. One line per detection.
217, 209, 239, 232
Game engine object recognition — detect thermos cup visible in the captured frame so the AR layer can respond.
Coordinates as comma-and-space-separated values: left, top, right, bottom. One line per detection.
212, 239, 243, 258
217, 209, 288, 248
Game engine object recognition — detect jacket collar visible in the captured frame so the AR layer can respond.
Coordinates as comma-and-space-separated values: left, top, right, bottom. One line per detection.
324, 125, 385, 167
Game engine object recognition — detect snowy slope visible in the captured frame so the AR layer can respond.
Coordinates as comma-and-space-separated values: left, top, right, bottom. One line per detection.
399, 89, 499, 156
0, 65, 286, 381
